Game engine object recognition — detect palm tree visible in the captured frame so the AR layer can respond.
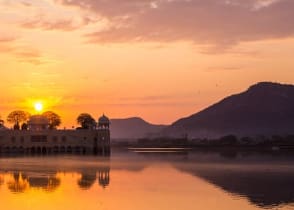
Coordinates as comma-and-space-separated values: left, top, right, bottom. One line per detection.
42, 111, 61, 129
7, 111, 30, 130
77, 113, 96, 129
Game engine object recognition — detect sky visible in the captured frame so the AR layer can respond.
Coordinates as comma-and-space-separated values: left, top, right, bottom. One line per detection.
0, 0, 294, 127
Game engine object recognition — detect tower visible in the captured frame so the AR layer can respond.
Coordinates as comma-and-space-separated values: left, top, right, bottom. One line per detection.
96, 114, 110, 155
98, 114, 110, 129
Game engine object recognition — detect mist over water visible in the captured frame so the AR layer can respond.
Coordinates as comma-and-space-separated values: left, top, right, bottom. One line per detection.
0, 149, 294, 210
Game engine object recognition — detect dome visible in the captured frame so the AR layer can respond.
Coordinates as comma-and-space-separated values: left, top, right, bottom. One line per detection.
98, 114, 110, 124
28, 115, 49, 125
28, 115, 49, 130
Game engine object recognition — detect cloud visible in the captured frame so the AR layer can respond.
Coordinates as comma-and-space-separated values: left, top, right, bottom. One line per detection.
0, 0, 93, 32
20, 1, 33, 7
0, 37, 46, 65
0, 36, 17, 43
14, 47, 45, 65
0, 36, 16, 52
252, 0, 282, 10
56, 0, 294, 48
20, 15, 94, 31
21, 19, 79, 31
205, 66, 243, 72
0, 35, 17, 50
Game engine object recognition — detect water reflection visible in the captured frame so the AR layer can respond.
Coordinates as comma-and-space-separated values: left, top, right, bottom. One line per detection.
135, 149, 294, 208
0, 175, 4, 186
0, 157, 111, 193
0, 151, 294, 210
77, 167, 110, 190
98, 167, 110, 188
78, 172, 96, 190
29, 175, 60, 192
193, 167, 294, 208
7, 173, 30, 193
7, 172, 61, 193
171, 151, 294, 208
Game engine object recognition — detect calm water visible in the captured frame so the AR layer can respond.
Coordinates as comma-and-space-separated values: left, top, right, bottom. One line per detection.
1, 149, 294, 210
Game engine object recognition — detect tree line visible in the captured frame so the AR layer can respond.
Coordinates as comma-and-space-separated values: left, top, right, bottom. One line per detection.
0, 111, 98, 130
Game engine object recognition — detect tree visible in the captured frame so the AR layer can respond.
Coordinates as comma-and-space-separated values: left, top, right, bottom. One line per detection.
219, 135, 238, 146
0, 116, 4, 127
42, 111, 61, 129
7, 111, 30, 130
77, 113, 96, 129
21, 123, 28, 130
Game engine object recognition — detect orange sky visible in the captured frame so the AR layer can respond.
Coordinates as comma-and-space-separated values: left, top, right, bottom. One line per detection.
0, 0, 294, 128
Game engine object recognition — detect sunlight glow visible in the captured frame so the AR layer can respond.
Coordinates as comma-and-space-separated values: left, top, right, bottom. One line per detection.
34, 102, 43, 113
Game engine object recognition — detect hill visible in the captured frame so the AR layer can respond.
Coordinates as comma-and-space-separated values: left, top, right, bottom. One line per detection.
110, 117, 167, 140
164, 82, 294, 138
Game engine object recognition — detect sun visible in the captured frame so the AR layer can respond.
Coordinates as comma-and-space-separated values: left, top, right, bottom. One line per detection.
34, 102, 43, 112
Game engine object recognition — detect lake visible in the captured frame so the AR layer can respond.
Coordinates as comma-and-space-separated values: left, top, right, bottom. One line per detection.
1, 149, 294, 210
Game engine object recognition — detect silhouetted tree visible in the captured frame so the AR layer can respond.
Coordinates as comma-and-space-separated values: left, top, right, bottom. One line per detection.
77, 113, 96, 129
0, 117, 4, 127
240, 136, 253, 145
21, 123, 28, 130
7, 111, 30, 130
219, 135, 238, 146
285, 135, 294, 145
42, 111, 61, 129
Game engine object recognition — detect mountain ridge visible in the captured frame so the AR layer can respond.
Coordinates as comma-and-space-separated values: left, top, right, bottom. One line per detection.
164, 82, 294, 138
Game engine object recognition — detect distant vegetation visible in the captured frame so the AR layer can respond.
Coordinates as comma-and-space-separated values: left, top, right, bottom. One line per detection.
188, 135, 294, 148
112, 134, 294, 150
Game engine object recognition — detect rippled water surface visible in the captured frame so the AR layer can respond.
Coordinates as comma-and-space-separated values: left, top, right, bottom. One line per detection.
1, 149, 294, 210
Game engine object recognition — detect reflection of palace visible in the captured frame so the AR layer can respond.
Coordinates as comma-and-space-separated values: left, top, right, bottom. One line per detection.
4, 164, 111, 193
0, 175, 4, 186
7, 173, 60, 193
0, 115, 110, 156
98, 167, 110, 188
78, 167, 110, 190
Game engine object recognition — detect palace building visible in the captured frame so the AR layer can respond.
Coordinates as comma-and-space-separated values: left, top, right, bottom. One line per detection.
0, 114, 110, 156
